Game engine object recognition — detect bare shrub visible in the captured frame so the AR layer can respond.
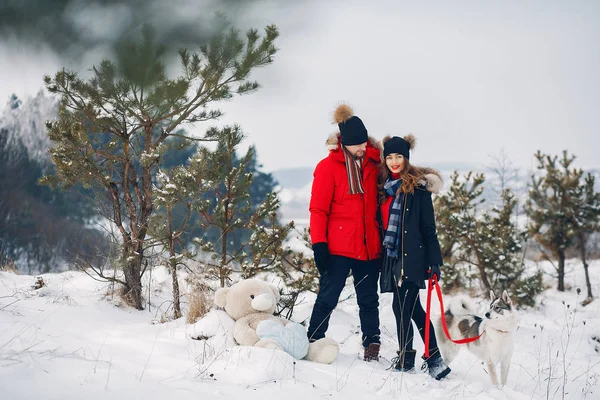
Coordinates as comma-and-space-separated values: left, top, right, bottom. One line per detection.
186, 272, 212, 324
0, 257, 18, 273
187, 291, 210, 324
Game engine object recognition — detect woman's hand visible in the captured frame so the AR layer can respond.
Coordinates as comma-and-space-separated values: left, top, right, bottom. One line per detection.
428, 265, 441, 282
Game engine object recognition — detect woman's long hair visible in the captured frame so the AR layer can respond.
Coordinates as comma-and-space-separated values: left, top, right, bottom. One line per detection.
378, 157, 422, 203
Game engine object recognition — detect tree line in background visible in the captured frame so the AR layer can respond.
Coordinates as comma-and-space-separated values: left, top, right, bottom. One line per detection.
434, 150, 600, 306
1, 20, 598, 321
0, 102, 107, 274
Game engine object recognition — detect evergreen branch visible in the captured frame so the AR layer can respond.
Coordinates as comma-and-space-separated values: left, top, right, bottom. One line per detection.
169, 133, 216, 142
60, 80, 122, 135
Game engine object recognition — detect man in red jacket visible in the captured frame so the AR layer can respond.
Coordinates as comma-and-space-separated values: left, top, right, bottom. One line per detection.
307, 104, 383, 362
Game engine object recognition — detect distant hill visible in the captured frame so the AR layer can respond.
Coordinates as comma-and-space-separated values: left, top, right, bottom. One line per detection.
272, 167, 314, 189
1, 91, 56, 165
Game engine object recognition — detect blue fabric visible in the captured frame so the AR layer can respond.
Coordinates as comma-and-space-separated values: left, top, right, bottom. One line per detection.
256, 319, 309, 359
307, 255, 381, 346
383, 177, 404, 258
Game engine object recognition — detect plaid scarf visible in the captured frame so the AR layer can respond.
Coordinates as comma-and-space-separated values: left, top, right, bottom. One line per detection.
342, 147, 364, 194
382, 177, 404, 258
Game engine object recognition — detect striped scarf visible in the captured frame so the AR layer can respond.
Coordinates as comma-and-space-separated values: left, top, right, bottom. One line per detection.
342, 147, 364, 194
382, 178, 404, 258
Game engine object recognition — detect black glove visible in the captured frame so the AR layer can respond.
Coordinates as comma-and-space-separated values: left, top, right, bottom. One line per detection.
312, 242, 330, 276
428, 265, 441, 282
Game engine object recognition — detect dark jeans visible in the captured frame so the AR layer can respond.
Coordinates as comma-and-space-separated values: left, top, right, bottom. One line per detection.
307, 255, 381, 347
392, 281, 439, 354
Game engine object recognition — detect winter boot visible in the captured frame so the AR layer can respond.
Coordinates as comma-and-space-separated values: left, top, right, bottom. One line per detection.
422, 351, 451, 380
391, 349, 416, 372
363, 343, 380, 362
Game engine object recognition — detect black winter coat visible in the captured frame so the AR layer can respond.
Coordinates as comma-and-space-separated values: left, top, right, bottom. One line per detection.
380, 176, 443, 292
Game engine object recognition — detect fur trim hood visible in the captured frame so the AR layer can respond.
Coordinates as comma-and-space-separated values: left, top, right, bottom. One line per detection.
325, 132, 381, 152
324, 132, 382, 164
378, 135, 443, 194
414, 166, 444, 194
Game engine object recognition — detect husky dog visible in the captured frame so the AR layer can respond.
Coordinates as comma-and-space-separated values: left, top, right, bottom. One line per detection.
435, 290, 517, 387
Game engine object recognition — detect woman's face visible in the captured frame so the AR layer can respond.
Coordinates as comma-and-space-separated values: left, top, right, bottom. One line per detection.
385, 153, 404, 174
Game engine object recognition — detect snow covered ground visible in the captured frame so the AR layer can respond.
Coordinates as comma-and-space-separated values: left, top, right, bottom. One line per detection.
1, 260, 598, 400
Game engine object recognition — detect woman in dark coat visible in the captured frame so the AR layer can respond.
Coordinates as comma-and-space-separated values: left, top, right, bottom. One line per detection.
378, 134, 450, 380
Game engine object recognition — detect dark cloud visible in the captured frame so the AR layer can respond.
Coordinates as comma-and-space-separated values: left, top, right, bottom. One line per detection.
0, 0, 263, 60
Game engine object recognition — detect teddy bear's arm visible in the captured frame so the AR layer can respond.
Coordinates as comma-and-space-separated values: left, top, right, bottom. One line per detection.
233, 317, 260, 346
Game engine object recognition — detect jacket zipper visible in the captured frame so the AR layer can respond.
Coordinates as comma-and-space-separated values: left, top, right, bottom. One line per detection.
363, 164, 369, 260
400, 192, 407, 283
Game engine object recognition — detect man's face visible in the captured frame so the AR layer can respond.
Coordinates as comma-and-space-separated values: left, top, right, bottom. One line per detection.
345, 142, 367, 158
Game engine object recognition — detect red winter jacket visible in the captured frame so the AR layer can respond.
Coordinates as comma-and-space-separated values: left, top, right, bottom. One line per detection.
309, 133, 382, 261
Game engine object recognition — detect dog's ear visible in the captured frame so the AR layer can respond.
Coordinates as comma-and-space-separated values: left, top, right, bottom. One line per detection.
489, 290, 496, 302
501, 290, 512, 305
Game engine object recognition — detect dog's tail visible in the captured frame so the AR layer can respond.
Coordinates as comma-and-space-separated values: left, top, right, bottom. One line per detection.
437, 296, 474, 365
446, 295, 477, 317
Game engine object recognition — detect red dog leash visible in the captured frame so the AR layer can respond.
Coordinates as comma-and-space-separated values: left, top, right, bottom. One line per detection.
424, 274, 485, 358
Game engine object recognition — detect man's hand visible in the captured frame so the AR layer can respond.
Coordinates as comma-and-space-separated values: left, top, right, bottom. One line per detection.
312, 242, 330, 276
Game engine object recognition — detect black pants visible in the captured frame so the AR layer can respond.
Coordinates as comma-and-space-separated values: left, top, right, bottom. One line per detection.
392, 281, 439, 354
307, 255, 381, 347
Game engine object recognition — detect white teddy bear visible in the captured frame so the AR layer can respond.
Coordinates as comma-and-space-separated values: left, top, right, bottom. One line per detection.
214, 279, 339, 364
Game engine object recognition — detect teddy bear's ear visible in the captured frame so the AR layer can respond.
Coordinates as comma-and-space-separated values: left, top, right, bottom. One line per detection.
268, 283, 281, 303
214, 287, 230, 308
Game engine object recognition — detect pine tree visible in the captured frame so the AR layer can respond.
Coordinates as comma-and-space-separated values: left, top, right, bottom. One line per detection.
194, 126, 251, 287
573, 172, 600, 304
434, 171, 485, 291
193, 126, 293, 287
41, 23, 278, 309
435, 172, 538, 304
156, 133, 279, 253
188, 146, 279, 251
150, 164, 214, 319
273, 227, 320, 319
471, 190, 542, 306
526, 151, 582, 292
244, 193, 294, 278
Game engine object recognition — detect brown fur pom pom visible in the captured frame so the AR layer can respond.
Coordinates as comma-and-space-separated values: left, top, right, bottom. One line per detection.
403, 133, 417, 150
333, 104, 354, 124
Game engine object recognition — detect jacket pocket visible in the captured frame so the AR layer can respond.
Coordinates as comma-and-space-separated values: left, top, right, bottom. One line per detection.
328, 219, 357, 256
332, 180, 347, 206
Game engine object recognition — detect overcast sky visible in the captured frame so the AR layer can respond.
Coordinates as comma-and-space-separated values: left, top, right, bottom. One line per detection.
1, 0, 599, 172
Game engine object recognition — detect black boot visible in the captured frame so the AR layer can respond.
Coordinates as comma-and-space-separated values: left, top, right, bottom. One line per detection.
391, 349, 416, 372
422, 351, 451, 380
